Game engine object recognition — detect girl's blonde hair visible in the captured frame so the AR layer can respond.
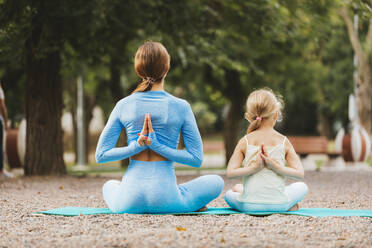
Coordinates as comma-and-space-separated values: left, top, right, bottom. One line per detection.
245, 88, 284, 133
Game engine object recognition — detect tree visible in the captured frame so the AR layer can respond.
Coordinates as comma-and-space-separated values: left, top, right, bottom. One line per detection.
339, 3, 372, 135
0, 0, 100, 175
190, 0, 324, 161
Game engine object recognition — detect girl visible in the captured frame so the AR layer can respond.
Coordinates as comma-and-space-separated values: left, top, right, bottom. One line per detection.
225, 88, 308, 212
95, 41, 224, 214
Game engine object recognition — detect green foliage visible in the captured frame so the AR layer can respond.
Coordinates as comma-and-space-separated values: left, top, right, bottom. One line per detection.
191, 102, 218, 134
0, 0, 364, 137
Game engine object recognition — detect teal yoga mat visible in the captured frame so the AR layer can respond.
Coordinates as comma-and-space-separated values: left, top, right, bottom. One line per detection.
37, 207, 372, 217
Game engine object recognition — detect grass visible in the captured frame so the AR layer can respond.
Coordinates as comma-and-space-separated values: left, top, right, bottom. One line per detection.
66, 163, 225, 176
367, 155, 372, 167
315, 160, 324, 171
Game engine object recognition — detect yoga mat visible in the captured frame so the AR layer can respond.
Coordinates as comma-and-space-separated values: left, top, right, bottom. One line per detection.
37, 207, 372, 217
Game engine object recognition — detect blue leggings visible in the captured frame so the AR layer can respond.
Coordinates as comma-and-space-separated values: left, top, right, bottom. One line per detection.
103, 160, 224, 213
225, 182, 308, 212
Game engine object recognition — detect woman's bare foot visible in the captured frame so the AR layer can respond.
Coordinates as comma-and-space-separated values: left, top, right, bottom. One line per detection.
287, 204, 299, 211
196, 206, 208, 212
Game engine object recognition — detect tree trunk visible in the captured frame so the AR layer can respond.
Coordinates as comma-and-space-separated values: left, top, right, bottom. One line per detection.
358, 79, 372, 134
224, 101, 244, 164
223, 69, 246, 164
109, 58, 124, 102
84, 95, 95, 164
24, 50, 66, 175
319, 112, 332, 138
340, 8, 372, 135
71, 107, 78, 163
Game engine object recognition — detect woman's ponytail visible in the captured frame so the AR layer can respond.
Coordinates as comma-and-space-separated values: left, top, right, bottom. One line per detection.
131, 42, 170, 94
132, 77, 157, 93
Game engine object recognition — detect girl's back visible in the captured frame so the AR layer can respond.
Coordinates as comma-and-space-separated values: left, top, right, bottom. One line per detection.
239, 130, 289, 204
225, 88, 307, 212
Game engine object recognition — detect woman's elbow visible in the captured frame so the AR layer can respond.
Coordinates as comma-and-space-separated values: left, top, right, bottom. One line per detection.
191, 154, 203, 168
193, 157, 203, 168
95, 151, 106, 164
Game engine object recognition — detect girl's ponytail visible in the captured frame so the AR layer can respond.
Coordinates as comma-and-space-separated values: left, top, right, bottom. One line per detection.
247, 116, 263, 133
245, 88, 283, 134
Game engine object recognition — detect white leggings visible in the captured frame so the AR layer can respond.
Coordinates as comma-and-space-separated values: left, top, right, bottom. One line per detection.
225, 182, 308, 212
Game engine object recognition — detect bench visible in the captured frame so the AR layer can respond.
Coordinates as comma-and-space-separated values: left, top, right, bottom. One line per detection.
287, 136, 340, 158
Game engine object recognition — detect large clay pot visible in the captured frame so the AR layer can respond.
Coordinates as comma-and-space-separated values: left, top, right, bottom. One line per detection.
335, 125, 371, 162
5, 119, 26, 168
6, 129, 22, 168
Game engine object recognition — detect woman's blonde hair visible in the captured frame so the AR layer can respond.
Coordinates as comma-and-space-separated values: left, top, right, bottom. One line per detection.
132, 41, 170, 93
245, 88, 284, 133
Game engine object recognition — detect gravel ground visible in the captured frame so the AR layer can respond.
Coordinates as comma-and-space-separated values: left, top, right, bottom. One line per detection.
1, 171, 371, 248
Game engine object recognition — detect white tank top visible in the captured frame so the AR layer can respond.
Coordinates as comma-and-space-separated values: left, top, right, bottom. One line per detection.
237, 135, 289, 204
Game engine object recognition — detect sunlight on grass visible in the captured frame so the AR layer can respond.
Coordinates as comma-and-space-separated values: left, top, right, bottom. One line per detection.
367, 155, 372, 167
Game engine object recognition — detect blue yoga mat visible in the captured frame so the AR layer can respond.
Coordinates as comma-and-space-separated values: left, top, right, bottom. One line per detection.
37, 207, 372, 217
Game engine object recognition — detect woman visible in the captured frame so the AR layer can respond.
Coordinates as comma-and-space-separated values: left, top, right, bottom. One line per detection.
95, 42, 224, 213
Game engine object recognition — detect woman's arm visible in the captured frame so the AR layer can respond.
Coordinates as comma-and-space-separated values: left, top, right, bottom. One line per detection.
226, 138, 263, 178
260, 139, 304, 179
147, 103, 203, 167
95, 102, 147, 163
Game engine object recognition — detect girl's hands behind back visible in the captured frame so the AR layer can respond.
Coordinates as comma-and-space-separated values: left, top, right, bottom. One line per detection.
260, 141, 305, 179
260, 147, 282, 171
253, 151, 265, 172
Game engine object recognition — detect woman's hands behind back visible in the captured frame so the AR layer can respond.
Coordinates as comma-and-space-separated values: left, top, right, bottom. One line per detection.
133, 113, 167, 161
137, 114, 154, 146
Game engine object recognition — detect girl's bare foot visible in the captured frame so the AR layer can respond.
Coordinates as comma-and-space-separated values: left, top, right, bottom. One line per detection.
196, 206, 208, 212
232, 184, 243, 193
288, 204, 299, 211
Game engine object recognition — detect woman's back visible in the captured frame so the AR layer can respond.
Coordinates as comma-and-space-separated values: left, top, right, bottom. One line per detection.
120, 91, 186, 148
96, 90, 203, 165
122, 91, 189, 161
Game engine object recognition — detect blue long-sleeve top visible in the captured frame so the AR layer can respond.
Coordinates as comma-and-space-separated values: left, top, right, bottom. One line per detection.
95, 91, 203, 167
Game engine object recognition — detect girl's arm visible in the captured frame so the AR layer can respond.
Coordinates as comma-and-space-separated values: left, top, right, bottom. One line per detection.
260, 139, 304, 179
226, 138, 263, 178
147, 103, 203, 167
95, 102, 147, 163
